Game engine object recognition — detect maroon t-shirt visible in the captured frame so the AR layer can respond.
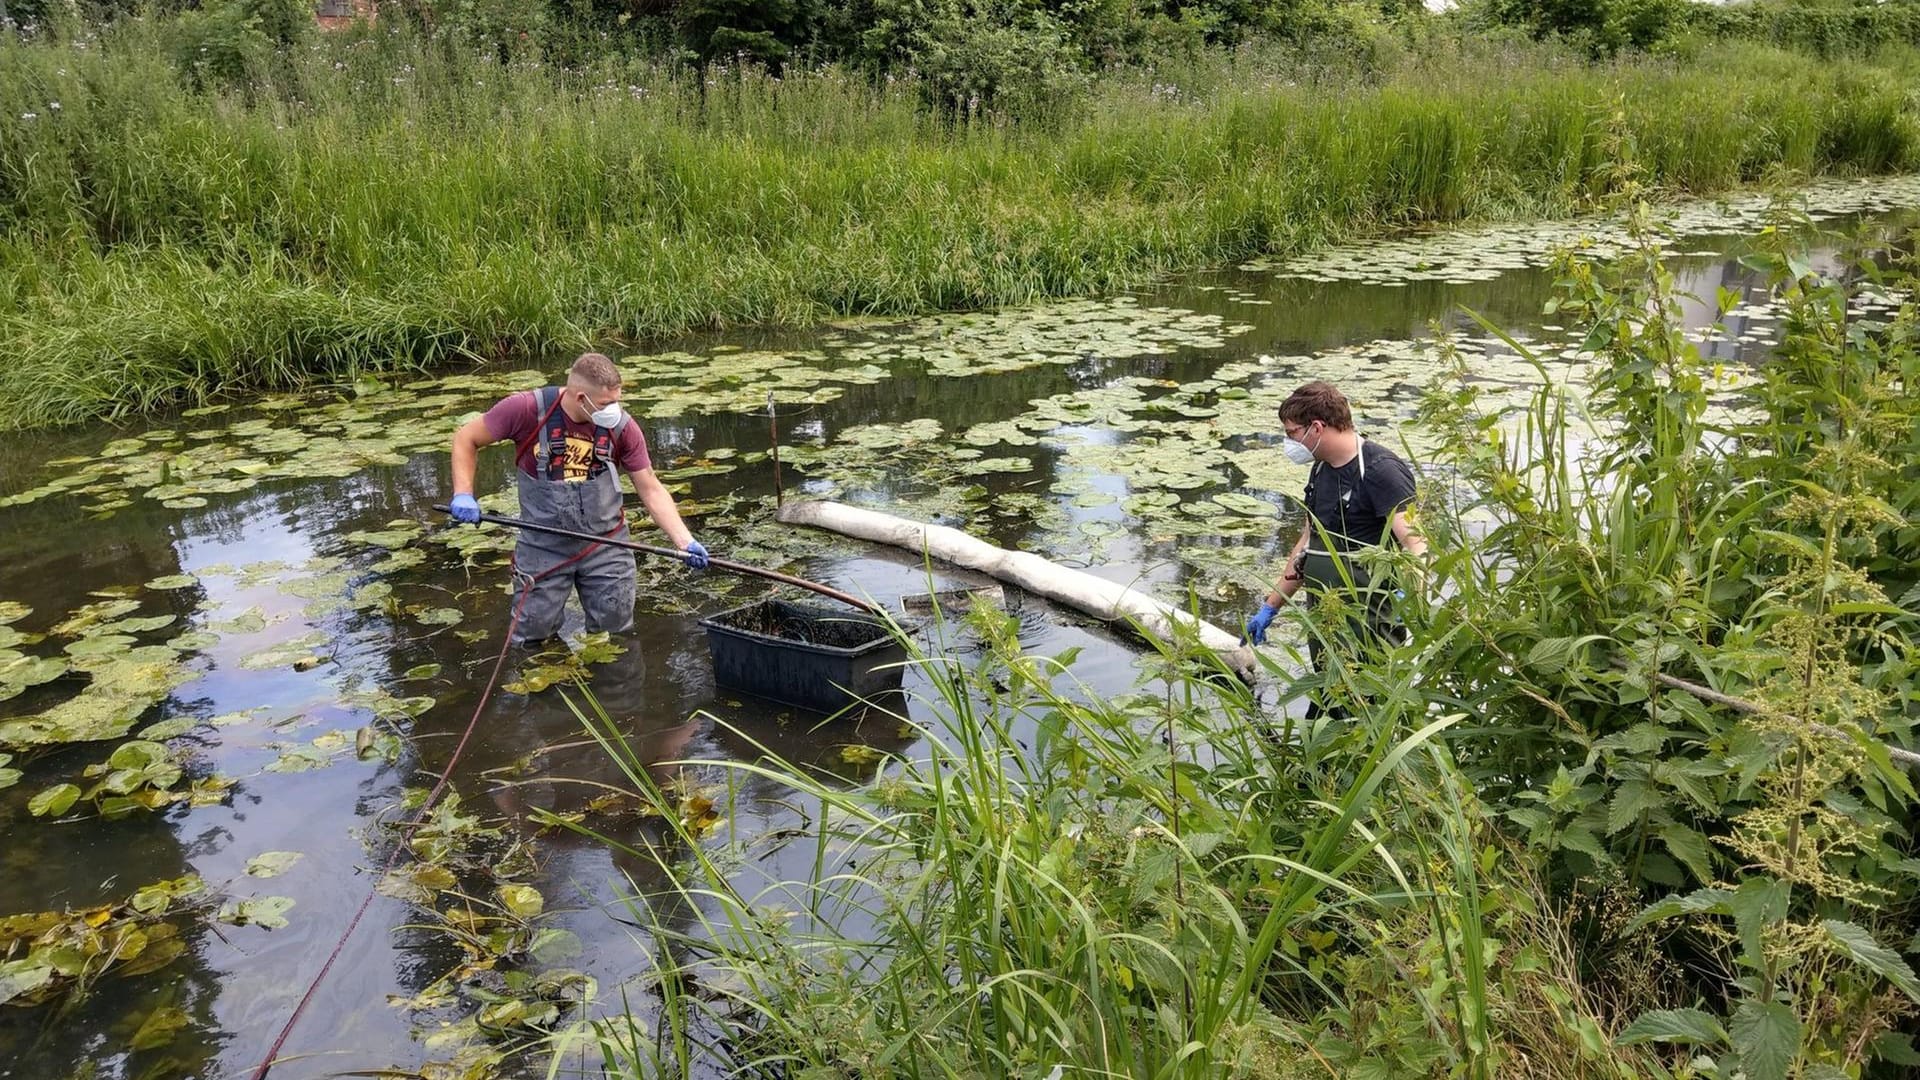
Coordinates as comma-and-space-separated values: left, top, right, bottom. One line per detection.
482, 390, 652, 482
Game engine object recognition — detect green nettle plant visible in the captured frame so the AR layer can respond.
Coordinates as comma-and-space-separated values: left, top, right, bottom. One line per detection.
1413, 187, 1920, 1075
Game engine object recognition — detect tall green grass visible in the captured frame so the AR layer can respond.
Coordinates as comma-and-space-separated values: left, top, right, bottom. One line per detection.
557, 597, 1639, 1077
3, 24, 1919, 426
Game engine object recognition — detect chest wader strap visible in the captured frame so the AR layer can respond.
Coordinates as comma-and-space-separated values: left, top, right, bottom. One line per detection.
515, 387, 565, 475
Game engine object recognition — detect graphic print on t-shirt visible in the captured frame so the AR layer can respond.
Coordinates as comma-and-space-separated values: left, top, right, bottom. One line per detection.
560, 434, 601, 483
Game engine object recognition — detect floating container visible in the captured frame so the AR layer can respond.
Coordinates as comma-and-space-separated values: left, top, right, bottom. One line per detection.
699, 599, 913, 713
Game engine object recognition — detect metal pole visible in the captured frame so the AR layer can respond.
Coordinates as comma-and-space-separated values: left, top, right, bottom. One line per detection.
433, 506, 883, 617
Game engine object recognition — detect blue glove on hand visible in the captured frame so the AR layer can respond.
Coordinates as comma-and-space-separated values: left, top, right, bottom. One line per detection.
683, 539, 710, 571
449, 493, 480, 524
1244, 602, 1279, 645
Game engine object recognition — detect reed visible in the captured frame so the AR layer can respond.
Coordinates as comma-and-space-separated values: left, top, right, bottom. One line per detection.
4, 27, 1918, 426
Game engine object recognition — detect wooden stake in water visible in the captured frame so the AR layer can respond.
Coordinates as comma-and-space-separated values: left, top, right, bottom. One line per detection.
768, 390, 784, 510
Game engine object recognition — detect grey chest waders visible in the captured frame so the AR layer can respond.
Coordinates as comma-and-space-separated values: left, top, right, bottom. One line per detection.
510, 388, 639, 641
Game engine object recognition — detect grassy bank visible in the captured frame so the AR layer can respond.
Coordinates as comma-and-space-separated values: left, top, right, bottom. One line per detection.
2, 25, 1919, 426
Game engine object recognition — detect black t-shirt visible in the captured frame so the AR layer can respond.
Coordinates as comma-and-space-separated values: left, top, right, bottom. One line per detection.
1301, 438, 1418, 552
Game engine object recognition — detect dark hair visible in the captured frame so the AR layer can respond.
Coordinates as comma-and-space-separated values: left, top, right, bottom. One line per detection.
1277, 381, 1353, 431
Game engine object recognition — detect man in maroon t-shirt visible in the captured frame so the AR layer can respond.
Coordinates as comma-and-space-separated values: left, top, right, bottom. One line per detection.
447, 352, 709, 642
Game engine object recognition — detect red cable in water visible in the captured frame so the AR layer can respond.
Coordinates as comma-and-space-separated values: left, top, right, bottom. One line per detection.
248, 529, 616, 1080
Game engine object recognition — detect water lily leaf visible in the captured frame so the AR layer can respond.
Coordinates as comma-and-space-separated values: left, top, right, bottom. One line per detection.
245, 852, 304, 878
129, 1004, 192, 1051
413, 607, 464, 627
0, 768, 19, 790
209, 608, 268, 635
371, 549, 427, 574
240, 633, 332, 671
377, 863, 457, 904
0, 602, 30, 626
108, 740, 171, 771
499, 884, 543, 919
529, 928, 583, 964
403, 663, 443, 680
95, 615, 178, 635
145, 575, 198, 590
264, 746, 331, 773
0, 961, 54, 1006
346, 527, 423, 550
50, 600, 143, 637
217, 896, 294, 930
840, 744, 887, 765
28, 784, 81, 818
138, 717, 199, 741
130, 875, 206, 915
0, 654, 67, 696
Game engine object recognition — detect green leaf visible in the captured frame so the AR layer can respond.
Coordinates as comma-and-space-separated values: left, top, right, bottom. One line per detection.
1729, 878, 1790, 969
1870, 1031, 1920, 1066
1659, 823, 1716, 885
130, 1004, 192, 1050
499, 884, 543, 919
244, 851, 304, 879
0, 961, 54, 1007
108, 740, 170, 771
1606, 780, 1661, 836
28, 783, 81, 818
1822, 920, 1920, 1003
1730, 1000, 1798, 1080
413, 608, 464, 627
529, 928, 583, 964
1617, 1007, 1728, 1047
1525, 635, 1585, 674
217, 896, 295, 930
1557, 825, 1611, 864
1628, 887, 1733, 932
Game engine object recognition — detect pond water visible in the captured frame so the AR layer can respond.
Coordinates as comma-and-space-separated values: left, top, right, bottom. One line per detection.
3, 176, 1919, 1080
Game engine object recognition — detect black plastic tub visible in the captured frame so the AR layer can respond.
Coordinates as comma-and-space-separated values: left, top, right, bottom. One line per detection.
698, 599, 912, 713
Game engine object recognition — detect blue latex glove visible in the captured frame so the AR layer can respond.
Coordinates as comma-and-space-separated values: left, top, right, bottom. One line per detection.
1244, 602, 1279, 645
683, 539, 710, 571
449, 493, 480, 524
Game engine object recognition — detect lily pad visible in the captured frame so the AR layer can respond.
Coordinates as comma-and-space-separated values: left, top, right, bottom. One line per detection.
0, 602, 29, 626
413, 607, 465, 627
144, 575, 198, 591
498, 884, 543, 919
28, 784, 81, 818
216, 896, 294, 930
244, 852, 304, 878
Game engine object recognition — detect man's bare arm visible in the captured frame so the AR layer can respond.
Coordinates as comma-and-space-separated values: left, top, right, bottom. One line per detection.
451, 417, 498, 496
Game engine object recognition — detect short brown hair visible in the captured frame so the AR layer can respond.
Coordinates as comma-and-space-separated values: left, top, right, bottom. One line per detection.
569, 352, 621, 392
1277, 381, 1353, 431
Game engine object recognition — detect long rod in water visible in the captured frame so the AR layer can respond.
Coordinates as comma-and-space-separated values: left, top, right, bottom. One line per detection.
432, 506, 884, 617
767, 391, 784, 511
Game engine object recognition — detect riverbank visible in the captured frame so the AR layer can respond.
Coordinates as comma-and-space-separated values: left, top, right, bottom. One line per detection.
3, 27, 1919, 427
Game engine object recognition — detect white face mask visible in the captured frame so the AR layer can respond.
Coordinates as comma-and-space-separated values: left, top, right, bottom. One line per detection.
579, 392, 623, 429
1282, 424, 1320, 465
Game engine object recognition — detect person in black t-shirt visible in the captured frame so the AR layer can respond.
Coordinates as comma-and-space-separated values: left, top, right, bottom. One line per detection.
1243, 382, 1428, 709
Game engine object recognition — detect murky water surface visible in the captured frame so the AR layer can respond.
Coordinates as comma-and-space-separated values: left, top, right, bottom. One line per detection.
4, 178, 1918, 1079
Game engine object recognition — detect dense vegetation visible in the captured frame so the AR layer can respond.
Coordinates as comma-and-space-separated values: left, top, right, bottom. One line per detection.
7, 6, 1920, 427
578, 204, 1920, 1078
